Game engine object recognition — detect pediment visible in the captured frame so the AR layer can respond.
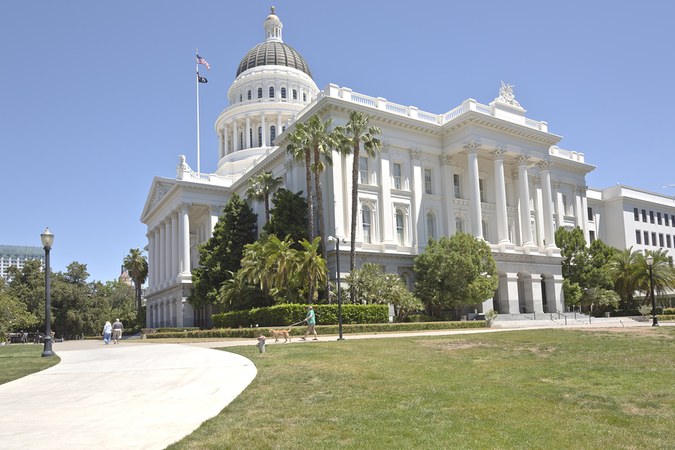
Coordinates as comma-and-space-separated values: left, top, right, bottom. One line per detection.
140, 179, 176, 223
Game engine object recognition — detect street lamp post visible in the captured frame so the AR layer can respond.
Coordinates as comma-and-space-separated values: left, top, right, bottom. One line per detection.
41, 227, 55, 357
645, 255, 659, 327
327, 236, 345, 340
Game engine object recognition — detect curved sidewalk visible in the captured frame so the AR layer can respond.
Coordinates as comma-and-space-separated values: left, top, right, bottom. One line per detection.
0, 343, 257, 450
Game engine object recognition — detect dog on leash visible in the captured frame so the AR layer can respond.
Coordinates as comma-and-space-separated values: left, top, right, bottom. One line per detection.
269, 328, 292, 343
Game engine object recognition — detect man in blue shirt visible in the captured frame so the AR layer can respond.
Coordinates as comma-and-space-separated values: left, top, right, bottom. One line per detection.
301, 306, 318, 341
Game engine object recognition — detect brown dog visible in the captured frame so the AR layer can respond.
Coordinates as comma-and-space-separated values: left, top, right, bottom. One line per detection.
269, 328, 292, 343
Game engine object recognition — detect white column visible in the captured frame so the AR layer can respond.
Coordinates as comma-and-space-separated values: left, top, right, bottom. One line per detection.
164, 218, 172, 282
440, 154, 456, 237
158, 220, 166, 285
516, 154, 534, 246
218, 128, 224, 159
179, 202, 191, 276
210, 204, 221, 238
532, 176, 543, 247
578, 185, 589, 241
224, 123, 229, 155
491, 147, 510, 243
464, 141, 483, 239
146, 230, 155, 289
233, 120, 238, 152
552, 179, 563, 231
171, 210, 179, 280
380, 146, 393, 244
261, 113, 266, 147
277, 113, 282, 141
537, 160, 556, 248
153, 227, 161, 288
245, 115, 251, 149
410, 147, 423, 247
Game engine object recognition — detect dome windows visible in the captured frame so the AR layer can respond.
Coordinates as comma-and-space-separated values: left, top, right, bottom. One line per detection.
303, 92, 307, 102
293, 89, 297, 100
247, 90, 251, 100
281, 87, 286, 99
258, 87, 263, 99
269, 86, 275, 98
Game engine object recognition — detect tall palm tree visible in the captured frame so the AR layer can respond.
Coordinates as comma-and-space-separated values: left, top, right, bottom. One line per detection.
607, 246, 639, 312
338, 110, 381, 300
286, 129, 314, 242
245, 171, 284, 223
123, 248, 148, 314
240, 234, 274, 305
634, 249, 675, 307
296, 237, 328, 304
264, 235, 298, 303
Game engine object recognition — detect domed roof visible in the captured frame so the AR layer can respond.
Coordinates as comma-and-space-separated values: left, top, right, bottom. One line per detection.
236, 41, 313, 79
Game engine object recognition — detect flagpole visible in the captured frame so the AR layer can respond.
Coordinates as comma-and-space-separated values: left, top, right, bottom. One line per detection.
196, 49, 201, 174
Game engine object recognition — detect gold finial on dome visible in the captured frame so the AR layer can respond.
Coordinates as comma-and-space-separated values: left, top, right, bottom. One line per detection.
271, 6, 275, 14
267, 6, 277, 19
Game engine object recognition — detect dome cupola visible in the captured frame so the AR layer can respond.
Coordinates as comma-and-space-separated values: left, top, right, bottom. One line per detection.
235, 7, 313, 79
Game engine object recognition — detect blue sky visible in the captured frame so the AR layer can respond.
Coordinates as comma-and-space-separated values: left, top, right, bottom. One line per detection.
1, 0, 674, 283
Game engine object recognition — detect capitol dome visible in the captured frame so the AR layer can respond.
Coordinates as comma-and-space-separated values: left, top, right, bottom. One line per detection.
235, 7, 313, 79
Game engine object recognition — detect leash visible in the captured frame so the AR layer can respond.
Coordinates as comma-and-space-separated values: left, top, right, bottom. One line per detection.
288, 321, 304, 328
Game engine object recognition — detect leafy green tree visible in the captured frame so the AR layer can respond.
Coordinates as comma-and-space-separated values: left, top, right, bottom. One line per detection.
296, 237, 328, 304
0, 289, 37, 339
245, 170, 284, 223
216, 270, 266, 312
123, 248, 148, 314
189, 193, 258, 309
6, 260, 46, 325
344, 262, 383, 304
263, 189, 308, 247
239, 234, 274, 306
608, 247, 640, 312
337, 110, 382, 301
264, 235, 297, 303
414, 233, 498, 318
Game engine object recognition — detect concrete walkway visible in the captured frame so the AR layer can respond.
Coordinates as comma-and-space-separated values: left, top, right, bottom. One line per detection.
0, 342, 257, 450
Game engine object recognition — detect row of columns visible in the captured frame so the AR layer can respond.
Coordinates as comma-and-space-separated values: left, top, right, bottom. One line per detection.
218, 113, 293, 158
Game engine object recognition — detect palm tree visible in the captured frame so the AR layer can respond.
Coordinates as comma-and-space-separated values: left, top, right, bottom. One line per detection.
245, 171, 284, 223
123, 248, 148, 314
218, 270, 265, 312
264, 235, 298, 303
634, 249, 675, 307
338, 110, 381, 300
286, 129, 314, 242
296, 237, 328, 304
240, 234, 274, 305
607, 246, 639, 312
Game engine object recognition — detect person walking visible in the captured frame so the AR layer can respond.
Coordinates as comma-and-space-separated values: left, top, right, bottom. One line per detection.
112, 319, 123, 344
102, 321, 112, 345
300, 306, 318, 341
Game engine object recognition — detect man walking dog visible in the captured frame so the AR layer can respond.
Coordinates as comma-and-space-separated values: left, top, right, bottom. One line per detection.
301, 306, 318, 341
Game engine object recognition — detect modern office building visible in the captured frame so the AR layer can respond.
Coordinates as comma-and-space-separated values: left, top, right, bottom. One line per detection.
0, 245, 45, 281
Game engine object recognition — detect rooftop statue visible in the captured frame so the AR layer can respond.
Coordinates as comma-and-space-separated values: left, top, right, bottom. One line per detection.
498, 80, 521, 107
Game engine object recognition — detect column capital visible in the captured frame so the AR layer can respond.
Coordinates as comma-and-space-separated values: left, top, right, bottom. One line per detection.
169, 210, 180, 220
381, 141, 390, 153
574, 184, 588, 194
284, 159, 294, 170
515, 153, 531, 166
511, 168, 519, 180
536, 159, 551, 171
463, 140, 482, 154
409, 147, 421, 159
210, 204, 223, 215
533, 175, 542, 185
178, 202, 191, 211
552, 179, 564, 190
490, 147, 507, 160
440, 153, 453, 166
159, 219, 167, 226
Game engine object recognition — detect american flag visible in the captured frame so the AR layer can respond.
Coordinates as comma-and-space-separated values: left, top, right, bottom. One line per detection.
196, 54, 210, 70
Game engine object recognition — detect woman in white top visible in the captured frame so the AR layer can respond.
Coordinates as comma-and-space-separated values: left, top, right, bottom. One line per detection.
102, 321, 112, 345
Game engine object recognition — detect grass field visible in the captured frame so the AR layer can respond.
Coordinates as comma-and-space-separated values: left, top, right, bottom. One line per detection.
0, 345, 60, 385
168, 328, 675, 449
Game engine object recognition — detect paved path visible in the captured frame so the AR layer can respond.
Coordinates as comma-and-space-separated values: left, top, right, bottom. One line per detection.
0, 343, 257, 450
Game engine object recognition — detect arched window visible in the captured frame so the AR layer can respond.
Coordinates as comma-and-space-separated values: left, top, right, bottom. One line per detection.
362, 206, 371, 244
396, 210, 405, 245
239, 132, 243, 150
281, 87, 286, 99
249, 129, 253, 148
269, 86, 275, 98
400, 273, 409, 290
303, 92, 307, 102
239, 93, 242, 102
258, 127, 262, 147
293, 89, 297, 100
482, 220, 489, 242
456, 217, 463, 233
270, 125, 276, 144
258, 87, 263, 99
427, 213, 435, 240
247, 90, 251, 100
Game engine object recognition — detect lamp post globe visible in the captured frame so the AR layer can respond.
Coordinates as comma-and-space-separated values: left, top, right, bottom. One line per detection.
645, 255, 659, 327
41, 227, 55, 357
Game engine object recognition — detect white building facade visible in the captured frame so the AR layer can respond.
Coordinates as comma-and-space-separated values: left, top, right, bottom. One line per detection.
141, 8, 608, 328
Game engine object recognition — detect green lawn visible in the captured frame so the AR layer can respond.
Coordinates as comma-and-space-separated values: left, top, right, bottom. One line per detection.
169, 328, 675, 449
0, 344, 60, 385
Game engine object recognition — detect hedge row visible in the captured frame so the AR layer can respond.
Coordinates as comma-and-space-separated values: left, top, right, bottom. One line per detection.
144, 320, 486, 340
212, 304, 389, 329
663, 308, 675, 315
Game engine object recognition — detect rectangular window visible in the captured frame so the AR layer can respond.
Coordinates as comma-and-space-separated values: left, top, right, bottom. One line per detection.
652, 232, 657, 246
636, 230, 641, 244
667, 235, 672, 248
589, 230, 595, 243
453, 174, 461, 199
672, 215, 675, 226
359, 157, 368, 184
650, 211, 655, 224
587, 207, 594, 222
392, 163, 402, 190
659, 233, 665, 247
479, 179, 485, 203
665, 214, 670, 226
634, 208, 639, 221
644, 231, 649, 245
657, 212, 662, 225
642, 209, 647, 222
562, 195, 568, 215
424, 169, 432, 195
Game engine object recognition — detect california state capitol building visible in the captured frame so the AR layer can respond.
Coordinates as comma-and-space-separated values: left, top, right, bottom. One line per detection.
140, 8, 675, 329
